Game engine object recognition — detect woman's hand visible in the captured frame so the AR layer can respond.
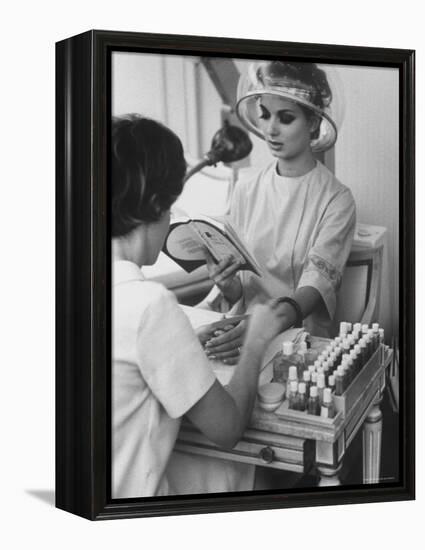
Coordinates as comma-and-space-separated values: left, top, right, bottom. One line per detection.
204, 251, 243, 305
202, 297, 288, 364
204, 320, 247, 365
196, 323, 217, 347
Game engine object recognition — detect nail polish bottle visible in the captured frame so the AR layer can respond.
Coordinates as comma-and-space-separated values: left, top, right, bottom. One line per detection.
288, 381, 299, 411
328, 374, 336, 394
285, 366, 299, 399
334, 365, 345, 396
307, 385, 320, 416
339, 321, 348, 337
302, 370, 312, 398
321, 388, 336, 419
317, 373, 326, 404
297, 382, 307, 412
273, 341, 304, 384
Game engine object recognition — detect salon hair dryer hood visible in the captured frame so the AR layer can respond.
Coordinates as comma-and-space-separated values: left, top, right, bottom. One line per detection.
235, 61, 345, 153
184, 121, 253, 182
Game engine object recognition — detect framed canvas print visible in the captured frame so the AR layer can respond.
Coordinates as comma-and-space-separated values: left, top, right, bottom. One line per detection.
56, 30, 415, 520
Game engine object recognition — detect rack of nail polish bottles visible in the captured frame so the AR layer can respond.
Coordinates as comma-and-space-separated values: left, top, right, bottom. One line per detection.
270, 321, 389, 428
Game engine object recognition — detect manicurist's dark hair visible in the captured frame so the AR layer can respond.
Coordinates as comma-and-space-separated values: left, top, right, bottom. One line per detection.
112, 115, 186, 238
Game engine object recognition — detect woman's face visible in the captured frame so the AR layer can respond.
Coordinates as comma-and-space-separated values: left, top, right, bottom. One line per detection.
256, 96, 318, 162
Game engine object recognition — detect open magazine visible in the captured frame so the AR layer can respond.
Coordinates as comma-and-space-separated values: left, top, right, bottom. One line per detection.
162, 213, 262, 276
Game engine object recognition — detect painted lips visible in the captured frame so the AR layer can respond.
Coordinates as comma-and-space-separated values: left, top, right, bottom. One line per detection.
267, 140, 284, 149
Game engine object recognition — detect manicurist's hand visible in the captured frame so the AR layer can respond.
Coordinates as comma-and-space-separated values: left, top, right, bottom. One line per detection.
204, 250, 243, 305
244, 299, 286, 348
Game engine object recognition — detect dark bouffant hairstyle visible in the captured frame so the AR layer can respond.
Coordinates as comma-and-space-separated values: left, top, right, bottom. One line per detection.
258, 61, 332, 110
112, 115, 186, 238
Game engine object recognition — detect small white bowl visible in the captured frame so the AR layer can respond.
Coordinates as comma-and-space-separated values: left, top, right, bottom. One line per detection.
257, 382, 285, 412
257, 400, 283, 412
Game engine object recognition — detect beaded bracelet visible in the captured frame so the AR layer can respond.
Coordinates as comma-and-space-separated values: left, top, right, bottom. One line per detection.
275, 296, 303, 328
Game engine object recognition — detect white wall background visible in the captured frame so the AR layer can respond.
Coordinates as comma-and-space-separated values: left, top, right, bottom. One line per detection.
112, 52, 224, 158
1, 1, 423, 549
336, 65, 399, 339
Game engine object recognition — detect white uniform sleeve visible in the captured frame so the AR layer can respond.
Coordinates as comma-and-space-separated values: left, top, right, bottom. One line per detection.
136, 286, 216, 419
297, 187, 356, 319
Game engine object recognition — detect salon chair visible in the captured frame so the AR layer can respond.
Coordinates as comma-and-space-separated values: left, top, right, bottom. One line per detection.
333, 224, 386, 332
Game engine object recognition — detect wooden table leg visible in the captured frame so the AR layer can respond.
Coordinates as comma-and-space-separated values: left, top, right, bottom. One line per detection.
317, 464, 342, 486
315, 437, 344, 487
362, 398, 383, 484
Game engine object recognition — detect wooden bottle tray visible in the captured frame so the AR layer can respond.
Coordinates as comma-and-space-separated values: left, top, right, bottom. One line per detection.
272, 344, 390, 429
333, 345, 387, 416
274, 399, 344, 429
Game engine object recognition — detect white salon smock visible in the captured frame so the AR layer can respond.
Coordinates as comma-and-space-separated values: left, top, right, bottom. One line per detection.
112, 260, 216, 498
210, 160, 356, 336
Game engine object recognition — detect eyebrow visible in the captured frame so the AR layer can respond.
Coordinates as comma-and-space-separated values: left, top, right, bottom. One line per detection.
259, 104, 296, 114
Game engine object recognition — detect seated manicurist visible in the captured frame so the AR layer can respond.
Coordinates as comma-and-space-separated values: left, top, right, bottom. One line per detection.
112, 114, 284, 498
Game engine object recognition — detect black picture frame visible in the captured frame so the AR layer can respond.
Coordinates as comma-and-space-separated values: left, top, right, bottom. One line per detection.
56, 29, 415, 521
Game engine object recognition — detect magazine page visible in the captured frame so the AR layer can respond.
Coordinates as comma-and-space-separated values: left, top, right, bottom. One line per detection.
190, 220, 247, 264
223, 219, 262, 274
164, 213, 262, 275
165, 221, 206, 261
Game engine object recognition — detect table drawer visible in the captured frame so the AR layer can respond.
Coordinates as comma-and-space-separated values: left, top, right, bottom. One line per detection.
176, 427, 313, 472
